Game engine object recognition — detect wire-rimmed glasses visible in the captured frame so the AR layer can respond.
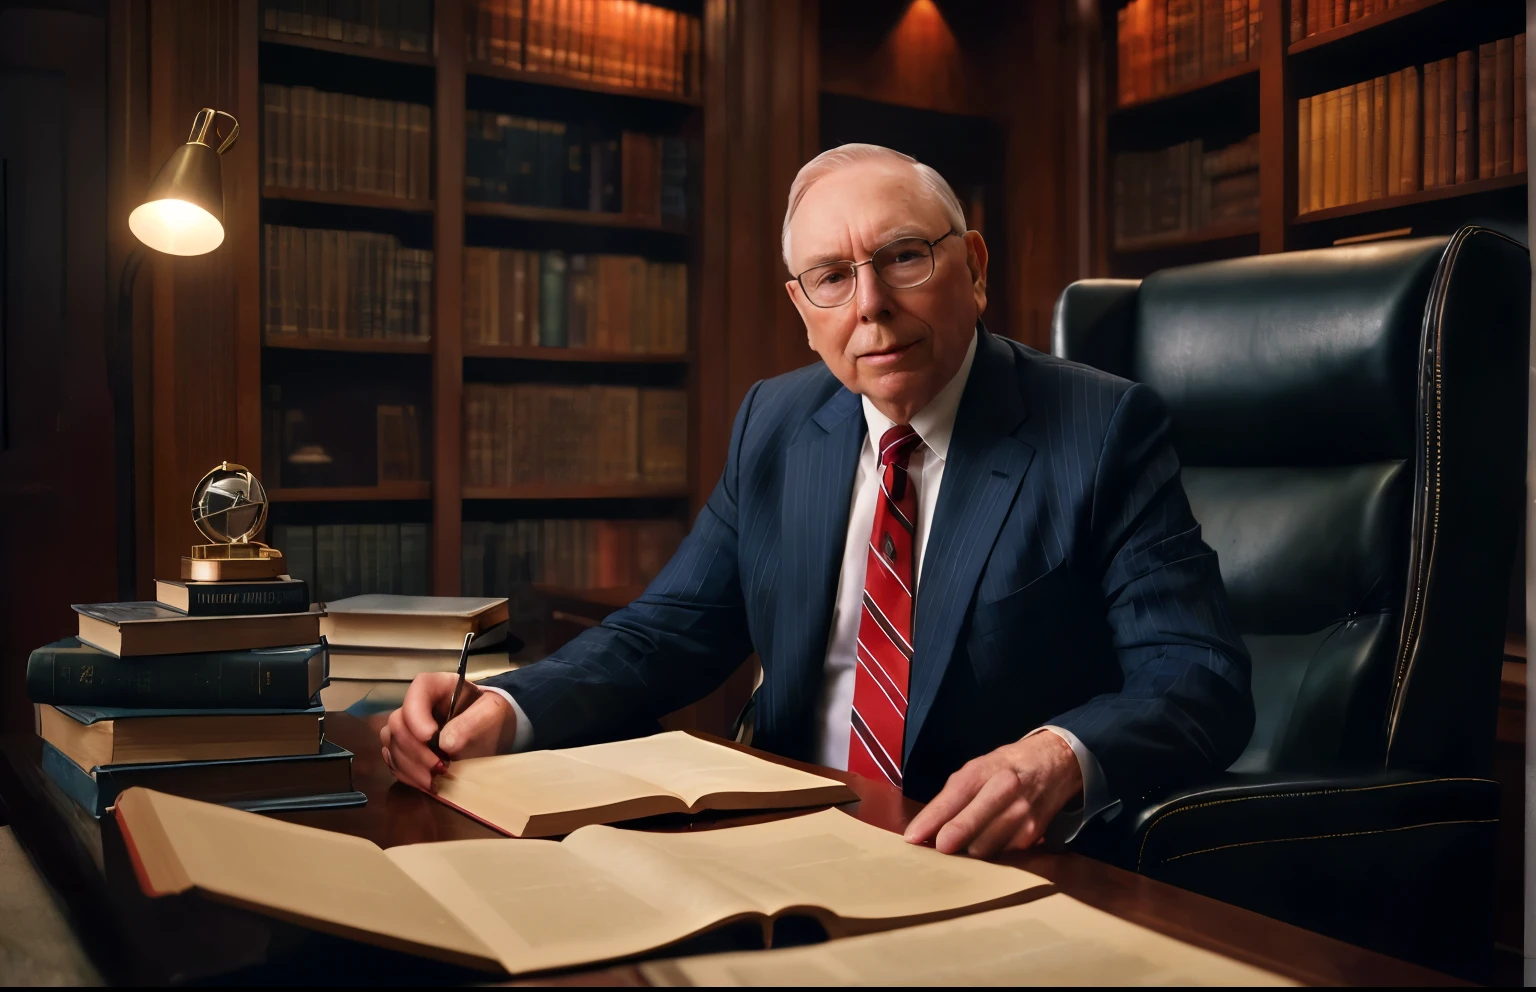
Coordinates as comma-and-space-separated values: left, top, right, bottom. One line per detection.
793, 230, 962, 308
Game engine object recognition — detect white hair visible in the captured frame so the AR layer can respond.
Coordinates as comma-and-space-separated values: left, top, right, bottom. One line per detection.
781, 143, 967, 269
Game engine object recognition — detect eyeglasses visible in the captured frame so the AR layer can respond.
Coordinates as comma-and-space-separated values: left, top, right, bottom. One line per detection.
793, 230, 962, 309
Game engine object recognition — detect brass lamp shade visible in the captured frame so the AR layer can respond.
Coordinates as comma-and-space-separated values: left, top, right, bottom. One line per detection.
128, 108, 239, 256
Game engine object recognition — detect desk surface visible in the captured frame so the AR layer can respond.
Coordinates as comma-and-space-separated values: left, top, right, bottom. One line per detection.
0, 712, 1455, 986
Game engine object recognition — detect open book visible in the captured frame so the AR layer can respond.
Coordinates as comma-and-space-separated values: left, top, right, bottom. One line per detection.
430, 731, 857, 837
641, 893, 1296, 986
115, 789, 1047, 976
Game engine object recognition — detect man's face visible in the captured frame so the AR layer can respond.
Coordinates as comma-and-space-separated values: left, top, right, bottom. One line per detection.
784, 160, 988, 418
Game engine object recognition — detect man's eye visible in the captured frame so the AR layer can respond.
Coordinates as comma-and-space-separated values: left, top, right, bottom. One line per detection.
891, 250, 923, 264
819, 271, 846, 285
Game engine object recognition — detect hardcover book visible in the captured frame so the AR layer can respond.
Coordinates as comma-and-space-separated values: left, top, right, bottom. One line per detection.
155, 576, 311, 616
117, 792, 1043, 976
429, 731, 857, 838
641, 894, 1292, 986
319, 595, 511, 651
41, 739, 363, 818
37, 703, 325, 770
72, 602, 324, 657
26, 638, 326, 709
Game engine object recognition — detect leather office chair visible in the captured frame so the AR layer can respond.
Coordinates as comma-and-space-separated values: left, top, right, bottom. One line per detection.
1053, 226, 1529, 979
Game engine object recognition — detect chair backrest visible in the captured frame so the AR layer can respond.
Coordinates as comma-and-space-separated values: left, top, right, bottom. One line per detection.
1052, 228, 1529, 776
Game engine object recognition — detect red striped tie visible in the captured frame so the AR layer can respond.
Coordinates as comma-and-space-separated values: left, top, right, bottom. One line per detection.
848, 424, 923, 788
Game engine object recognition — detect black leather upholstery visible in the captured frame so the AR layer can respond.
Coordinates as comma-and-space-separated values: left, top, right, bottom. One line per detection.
1054, 227, 1529, 979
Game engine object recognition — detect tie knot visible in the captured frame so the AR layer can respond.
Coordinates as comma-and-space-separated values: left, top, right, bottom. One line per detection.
879, 425, 922, 468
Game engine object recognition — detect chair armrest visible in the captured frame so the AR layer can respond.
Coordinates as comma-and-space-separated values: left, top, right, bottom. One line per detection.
1122, 769, 1498, 874
1074, 770, 1499, 978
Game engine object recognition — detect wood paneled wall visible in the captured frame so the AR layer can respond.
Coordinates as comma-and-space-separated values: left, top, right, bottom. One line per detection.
694, 0, 822, 503
143, 0, 263, 586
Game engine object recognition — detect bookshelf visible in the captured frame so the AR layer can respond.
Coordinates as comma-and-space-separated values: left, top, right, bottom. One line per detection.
249, 0, 703, 612
1099, 0, 1529, 274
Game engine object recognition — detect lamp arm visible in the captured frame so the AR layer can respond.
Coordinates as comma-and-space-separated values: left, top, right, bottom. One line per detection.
111, 244, 147, 602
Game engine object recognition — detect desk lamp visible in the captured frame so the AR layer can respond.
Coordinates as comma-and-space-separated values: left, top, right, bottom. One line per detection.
114, 109, 240, 600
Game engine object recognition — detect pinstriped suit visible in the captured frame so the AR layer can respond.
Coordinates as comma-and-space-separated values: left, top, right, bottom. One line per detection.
483, 327, 1255, 803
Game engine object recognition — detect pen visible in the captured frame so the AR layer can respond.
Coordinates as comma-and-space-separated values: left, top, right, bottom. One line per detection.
431, 631, 477, 759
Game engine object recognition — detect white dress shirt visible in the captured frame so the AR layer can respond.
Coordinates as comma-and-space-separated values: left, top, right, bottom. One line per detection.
483, 330, 1117, 840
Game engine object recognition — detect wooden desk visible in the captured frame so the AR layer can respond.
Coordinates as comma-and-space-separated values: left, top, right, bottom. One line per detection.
0, 713, 1456, 986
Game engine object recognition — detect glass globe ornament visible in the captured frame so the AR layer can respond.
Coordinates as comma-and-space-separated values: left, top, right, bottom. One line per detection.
191, 462, 269, 546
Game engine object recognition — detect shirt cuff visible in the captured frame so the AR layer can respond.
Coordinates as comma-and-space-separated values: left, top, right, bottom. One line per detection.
1027, 725, 1121, 844
475, 684, 535, 751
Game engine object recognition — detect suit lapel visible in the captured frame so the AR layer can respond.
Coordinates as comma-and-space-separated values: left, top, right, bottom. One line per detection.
906, 331, 1035, 759
766, 387, 864, 748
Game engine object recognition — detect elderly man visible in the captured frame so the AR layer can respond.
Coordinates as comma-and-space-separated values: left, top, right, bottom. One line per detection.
383, 143, 1253, 856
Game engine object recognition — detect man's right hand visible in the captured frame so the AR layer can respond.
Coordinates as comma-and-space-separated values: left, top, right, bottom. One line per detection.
380, 673, 519, 790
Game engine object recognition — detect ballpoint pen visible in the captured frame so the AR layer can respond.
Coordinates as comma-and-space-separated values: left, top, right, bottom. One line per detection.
431, 630, 477, 759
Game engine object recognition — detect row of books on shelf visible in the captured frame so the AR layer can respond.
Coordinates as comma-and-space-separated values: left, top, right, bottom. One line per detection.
466, 113, 686, 223
461, 516, 685, 627
464, 248, 686, 352
1112, 133, 1260, 247
271, 523, 432, 602
28, 582, 514, 816
265, 392, 428, 489
264, 225, 433, 341
463, 384, 686, 487
1299, 36, 1527, 215
1116, 0, 1261, 106
468, 0, 702, 97
262, 0, 434, 53
1288, 0, 1403, 42
263, 84, 432, 201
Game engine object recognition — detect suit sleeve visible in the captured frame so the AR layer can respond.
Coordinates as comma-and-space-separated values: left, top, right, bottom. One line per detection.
478, 383, 762, 748
1048, 383, 1254, 799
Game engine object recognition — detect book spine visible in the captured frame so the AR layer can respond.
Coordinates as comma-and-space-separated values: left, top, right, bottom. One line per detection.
1400, 66, 1420, 194
1371, 75, 1387, 199
27, 642, 323, 708
1338, 83, 1356, 206
177, 581, 312, 616
1495, 36, 1513, 176
1354, 82, 1372, 203
1321, 87, 1340, 208
1478, 42, 1495, 179
1421, 63, 1438, 189
1309, 90, 1325, 211
1457, 49, 1477, 183
1386, 70, 1403, 196
1297, 96, 1310, 212
1437, 56, 1455, 188
1516, 34, 1527, 175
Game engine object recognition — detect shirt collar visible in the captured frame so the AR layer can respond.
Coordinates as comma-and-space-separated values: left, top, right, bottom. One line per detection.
859, 328, 979, 463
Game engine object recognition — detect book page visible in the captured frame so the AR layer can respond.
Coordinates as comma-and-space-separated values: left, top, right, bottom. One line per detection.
565, 731, 853, 808
641, 894, 1297, 986
120, 789, 497, 969
565, 808, 1045, 925
432, 749, 671, 836
385, 835, 751, 975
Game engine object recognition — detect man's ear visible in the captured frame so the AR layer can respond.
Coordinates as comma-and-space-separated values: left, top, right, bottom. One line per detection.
963, 230, 990, 315
785, 279, 815, 347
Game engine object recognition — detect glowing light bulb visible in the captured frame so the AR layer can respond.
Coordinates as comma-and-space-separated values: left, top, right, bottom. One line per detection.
128, 197, 226, 256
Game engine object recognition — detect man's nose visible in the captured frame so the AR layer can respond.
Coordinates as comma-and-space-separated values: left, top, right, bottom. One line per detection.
855, 264, 893, 323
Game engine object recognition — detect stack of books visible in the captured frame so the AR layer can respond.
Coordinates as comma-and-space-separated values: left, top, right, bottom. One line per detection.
262, 224, 434, 343
28, 575, 366, 817
318, 594, 520, 712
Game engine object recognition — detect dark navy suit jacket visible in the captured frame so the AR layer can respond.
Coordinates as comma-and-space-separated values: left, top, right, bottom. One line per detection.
485, 328, 1254, 802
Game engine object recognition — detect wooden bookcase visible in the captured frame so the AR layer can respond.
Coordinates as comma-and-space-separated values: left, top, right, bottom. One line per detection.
1099, 0, 1528, 278
248, 0, 704, 612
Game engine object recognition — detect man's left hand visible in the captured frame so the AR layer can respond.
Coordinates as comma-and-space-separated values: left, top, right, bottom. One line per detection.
902, 731, 1084, 857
